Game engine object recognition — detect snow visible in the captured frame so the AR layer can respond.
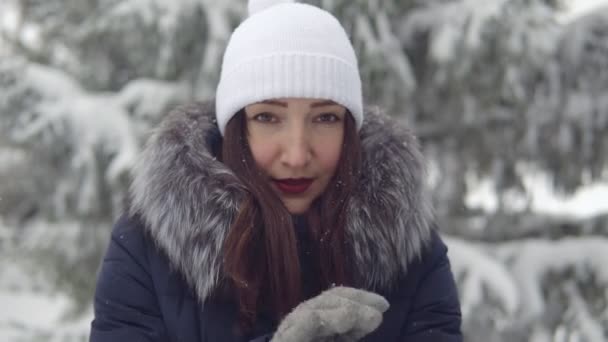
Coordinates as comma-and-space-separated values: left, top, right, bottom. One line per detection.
0, 219, 107, 342
403, 0, 510, 63
502, 237, 608, 320
466, 165, 608, 219
2, 0, 608, 340
375, 12, 417, 91
0, 292, 91, 342
0, 218, 10, 244
0, 148, 26, 172
0, 0, 43, 51
0, 219, 91, 342
444, 216, 608, 338
557, 0, 608, 23
8, 62, 139, 215
108, 0, 198, 29
465, 173, 500, 213
0, 292, 72, 329
20, 24, 42, 50
116, 78, 187, 120
445, 236, 520, 317
523, 176, 608, 219
106, 0, 204, 77
0, 1, 17, 56
562, 282, 605, 342
0, 0, 19, 36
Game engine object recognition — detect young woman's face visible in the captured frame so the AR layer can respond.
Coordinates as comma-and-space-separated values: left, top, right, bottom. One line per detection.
244, 98, 346, 214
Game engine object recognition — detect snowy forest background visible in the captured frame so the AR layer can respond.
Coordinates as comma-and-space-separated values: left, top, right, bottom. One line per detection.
1, 0, 608, 341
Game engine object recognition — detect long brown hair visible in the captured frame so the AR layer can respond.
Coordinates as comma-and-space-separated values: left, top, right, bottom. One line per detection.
221, 109, 362, 334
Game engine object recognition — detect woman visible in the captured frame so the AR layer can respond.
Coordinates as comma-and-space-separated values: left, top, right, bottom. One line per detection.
90, 0, 462, 341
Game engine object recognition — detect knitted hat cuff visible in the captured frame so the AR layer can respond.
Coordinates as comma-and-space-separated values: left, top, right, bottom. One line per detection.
216, 52, 363, 135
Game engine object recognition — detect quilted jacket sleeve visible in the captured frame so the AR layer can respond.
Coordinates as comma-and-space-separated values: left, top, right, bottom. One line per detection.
400, 230, 463, 341
89, 215, 169, 342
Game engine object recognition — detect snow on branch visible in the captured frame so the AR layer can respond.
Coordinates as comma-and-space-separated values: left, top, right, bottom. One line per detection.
562, 281, 605, 342
116, 78, 188, 122
354, 11, 416, 92
97, 0, 206, 37
445, 233, 608, 340
499, 237, 608, 321
444, 235, 520, 317
19, 63, 138, 184
1, 60, 139, 217
401, 0, 511, 64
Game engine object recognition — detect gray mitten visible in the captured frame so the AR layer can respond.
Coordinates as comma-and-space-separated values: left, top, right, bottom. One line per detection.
270, 286, 389, 342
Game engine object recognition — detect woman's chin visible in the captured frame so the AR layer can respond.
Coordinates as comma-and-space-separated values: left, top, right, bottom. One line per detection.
282, 198, 312, 215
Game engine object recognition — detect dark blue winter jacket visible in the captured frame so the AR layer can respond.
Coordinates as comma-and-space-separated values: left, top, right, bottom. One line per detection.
89, 102, 462, 341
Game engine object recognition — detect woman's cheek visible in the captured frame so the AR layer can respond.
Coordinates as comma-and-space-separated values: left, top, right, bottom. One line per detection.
315, 132, 343, 171
248, 139, 276, 171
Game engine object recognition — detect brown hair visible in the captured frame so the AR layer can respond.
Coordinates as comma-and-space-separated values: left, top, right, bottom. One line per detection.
220, 109, 362, 333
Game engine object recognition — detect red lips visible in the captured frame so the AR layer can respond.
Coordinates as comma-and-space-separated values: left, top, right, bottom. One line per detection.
273, 178, 313, 194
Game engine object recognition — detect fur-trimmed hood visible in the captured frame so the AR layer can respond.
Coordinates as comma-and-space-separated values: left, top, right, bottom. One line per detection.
129, 101, 433, 304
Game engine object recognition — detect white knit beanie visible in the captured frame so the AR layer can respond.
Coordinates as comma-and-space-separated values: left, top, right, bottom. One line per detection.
215, 0, 363, 135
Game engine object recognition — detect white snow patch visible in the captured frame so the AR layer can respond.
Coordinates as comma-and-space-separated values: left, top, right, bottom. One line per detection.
0, 0, 43, 51
0, 0, 19, 35
117, 78, 187, 120
0, 219, 96, 341
503, 237, 608, 320
0, 148, 26, 172
466, 168, 608, 219
465, 173, 499, 213
0, 292, 72, 328
445, 236, 520, 317
9, 63, 139, 216
523, 174, 608, 219
0, 291, 92, 342
557, 0, 608, 23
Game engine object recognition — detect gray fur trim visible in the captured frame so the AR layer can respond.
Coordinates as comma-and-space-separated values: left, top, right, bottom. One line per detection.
347, 106, 434, 291
129, 101, 433, 303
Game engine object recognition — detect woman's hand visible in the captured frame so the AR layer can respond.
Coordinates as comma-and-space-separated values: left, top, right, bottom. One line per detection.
271, 286, 389, 342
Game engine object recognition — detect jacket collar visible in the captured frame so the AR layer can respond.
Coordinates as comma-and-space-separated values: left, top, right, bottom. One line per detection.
129, 101, 433, 303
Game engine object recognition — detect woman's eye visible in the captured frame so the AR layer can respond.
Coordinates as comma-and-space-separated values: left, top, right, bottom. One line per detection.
315, 113, 341, 123
253, 113, 277, 123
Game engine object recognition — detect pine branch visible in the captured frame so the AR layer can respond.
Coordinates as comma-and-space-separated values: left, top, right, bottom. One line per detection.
439, 212, 608, 242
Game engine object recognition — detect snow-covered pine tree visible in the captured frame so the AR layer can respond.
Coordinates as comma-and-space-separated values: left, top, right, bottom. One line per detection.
1, 0, 607, 341
0, 0, 233, 338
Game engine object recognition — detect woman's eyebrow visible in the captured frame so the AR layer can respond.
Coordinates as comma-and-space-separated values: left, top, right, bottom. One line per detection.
311, 100, 338, 108
260, 100, 288, 107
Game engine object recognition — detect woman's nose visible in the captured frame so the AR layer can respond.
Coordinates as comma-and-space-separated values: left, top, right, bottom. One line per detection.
280, 125, 312, 169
